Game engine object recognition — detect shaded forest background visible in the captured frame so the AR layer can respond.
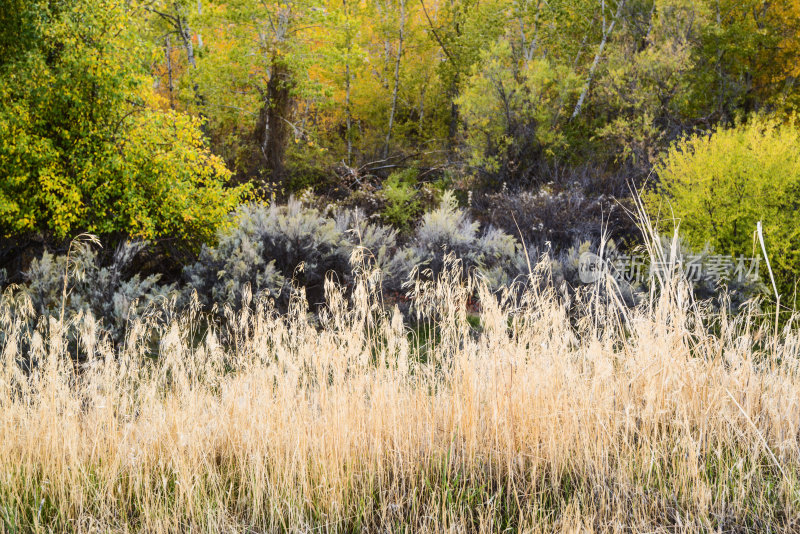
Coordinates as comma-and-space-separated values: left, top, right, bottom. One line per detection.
1, 0, 799, 303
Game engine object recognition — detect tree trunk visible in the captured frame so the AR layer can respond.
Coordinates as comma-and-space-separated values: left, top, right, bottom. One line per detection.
164, 35, 174, 108
196, 0, 203, 49
178, 17, 196, 69
384, 0, 405, 159
254, 60, 293, 185
571, 0, 625, 120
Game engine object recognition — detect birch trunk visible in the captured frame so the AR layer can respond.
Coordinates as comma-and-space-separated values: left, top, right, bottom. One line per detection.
384, 0, 405, 158
571, 0, 625, 120
196, 0, 203, 49
178, 19, 196, 69
165, 35, 174, 108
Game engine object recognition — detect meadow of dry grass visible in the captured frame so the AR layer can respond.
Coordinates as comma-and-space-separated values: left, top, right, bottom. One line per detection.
1, 253, 799, 533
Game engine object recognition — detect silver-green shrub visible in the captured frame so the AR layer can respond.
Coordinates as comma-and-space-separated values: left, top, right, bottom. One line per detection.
185, 200, 401, 309
395, 191, 525, 290
23, 241, 173, 339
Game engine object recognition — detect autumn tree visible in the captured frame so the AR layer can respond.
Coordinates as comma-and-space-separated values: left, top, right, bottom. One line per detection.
689, 0, 800, 120
193, 0, 333, 189
142, 0, 207, 111
0, 0, 246, 247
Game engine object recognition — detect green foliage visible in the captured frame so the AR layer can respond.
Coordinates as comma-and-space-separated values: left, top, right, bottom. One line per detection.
688, 0, 800, 118
113, 110, 245, 246
381, 169, 422, 231
590, 1, 695, 168
0, 0, 48, 65
650, 115, 800, 297
193, 0, 331, 184
0, 0, 246, 246
101, 0, 800, 195
456, 40, 580, 177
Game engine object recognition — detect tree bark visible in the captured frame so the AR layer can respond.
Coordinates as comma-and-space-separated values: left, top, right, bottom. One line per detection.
196, 0, 203, 49
176, 14, 196, 69
254, 60, 293, 184
384, 0, 405, 158
571, 0, 625, 120
164, 35, 174, 108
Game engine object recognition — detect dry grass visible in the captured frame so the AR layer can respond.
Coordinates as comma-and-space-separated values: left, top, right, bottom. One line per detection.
1, 253, 800, 533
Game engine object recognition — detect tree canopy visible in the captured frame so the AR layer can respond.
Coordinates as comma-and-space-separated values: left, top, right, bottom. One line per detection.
2, 0, 800, 288
0, 0, 246, 247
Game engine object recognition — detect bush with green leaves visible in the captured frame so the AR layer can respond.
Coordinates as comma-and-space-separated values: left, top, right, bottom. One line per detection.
456, 39, 580, 183
380, 169, 422, 231
0, 0, 246, 248
650, 115, 800, 298
22, 239, 173, 340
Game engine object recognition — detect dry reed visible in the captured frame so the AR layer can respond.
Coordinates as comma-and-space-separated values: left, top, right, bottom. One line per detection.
1, 249, 799, 533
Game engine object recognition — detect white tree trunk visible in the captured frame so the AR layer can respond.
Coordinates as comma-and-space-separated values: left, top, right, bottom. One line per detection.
384, 0, 406, 158
571, 0, 625, 120
165, 35, 174, 108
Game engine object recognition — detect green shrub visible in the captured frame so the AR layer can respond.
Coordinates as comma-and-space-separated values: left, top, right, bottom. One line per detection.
456, 40, 580, 181
381, 169, 422, 231
650, 115, 800, 298
0, 0, 246, 247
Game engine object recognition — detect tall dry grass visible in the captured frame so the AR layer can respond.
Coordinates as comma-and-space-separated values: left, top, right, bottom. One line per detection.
1, 249, 800, 532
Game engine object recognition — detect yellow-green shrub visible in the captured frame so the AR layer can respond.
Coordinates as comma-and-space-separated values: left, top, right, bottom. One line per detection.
0, 0, 247, 248
651, 115, 800, 297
